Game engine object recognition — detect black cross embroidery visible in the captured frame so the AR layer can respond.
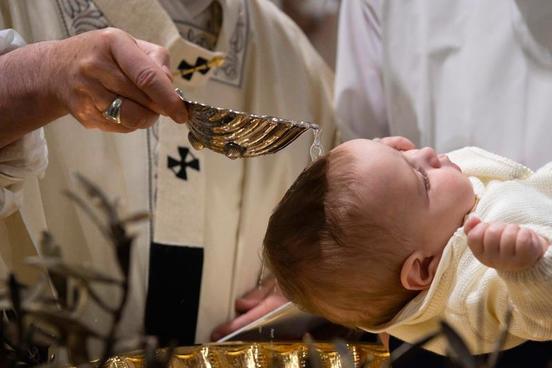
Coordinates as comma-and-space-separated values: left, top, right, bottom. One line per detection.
178, 57, 210, 81
167, 146, 200, 181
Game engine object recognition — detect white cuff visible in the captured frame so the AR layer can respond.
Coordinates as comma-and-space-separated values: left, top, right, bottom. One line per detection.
0, 29, 26, 55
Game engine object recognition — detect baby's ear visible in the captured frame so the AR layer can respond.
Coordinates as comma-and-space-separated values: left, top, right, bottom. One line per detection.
400, 251, 440, 291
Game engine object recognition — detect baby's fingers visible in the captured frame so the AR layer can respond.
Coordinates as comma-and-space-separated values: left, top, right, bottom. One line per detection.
467, 222, 508, 268
466, 220, 488, 256
512, 228, 545, 270
498, 223, 519, 259
482, 223, 506, 261
463, 214, 481, 234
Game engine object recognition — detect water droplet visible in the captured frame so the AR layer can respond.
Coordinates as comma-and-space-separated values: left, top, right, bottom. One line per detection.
310, 128, 323, 161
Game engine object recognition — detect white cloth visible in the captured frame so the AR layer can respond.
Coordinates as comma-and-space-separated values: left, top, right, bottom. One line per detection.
0, 29, 48, 218
335, 0, 552, 169
1, 0, 337, 346
363, 147, 552, 355
334, 0, 387, 142
0, 29, 48, 283
158, 0, 214, 31
0, 28, 25, 52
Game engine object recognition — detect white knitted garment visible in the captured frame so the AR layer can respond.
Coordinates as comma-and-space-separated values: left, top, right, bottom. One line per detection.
364, 147, 552, 355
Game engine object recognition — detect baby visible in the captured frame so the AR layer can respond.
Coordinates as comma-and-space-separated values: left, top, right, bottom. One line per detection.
263, 137, 552, 355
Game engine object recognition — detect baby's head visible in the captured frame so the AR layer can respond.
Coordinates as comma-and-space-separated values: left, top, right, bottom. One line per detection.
264, 139, 475, 329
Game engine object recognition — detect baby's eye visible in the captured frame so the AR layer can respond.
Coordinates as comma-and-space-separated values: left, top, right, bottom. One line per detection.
417, 168, 430, 191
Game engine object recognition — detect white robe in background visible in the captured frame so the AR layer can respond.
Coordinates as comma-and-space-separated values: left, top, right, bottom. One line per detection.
335, 0, 552, 169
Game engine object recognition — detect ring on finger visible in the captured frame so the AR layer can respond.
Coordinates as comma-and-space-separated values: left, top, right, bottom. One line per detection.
103, 96, 123, 125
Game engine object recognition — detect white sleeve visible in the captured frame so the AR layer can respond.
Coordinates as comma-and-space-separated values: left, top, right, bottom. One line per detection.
0, 29, 48, 218
497, 247, 552, 341
0, 29, 25, 53
334, 0, 388, 141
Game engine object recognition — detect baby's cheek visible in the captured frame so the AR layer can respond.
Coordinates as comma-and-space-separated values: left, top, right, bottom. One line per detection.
448, 172, 473, 200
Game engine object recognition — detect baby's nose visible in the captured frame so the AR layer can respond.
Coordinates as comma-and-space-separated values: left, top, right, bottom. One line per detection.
419, 147, 441, 168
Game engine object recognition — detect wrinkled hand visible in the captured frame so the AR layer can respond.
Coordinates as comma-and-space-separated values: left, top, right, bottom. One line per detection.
210, 276, 288, 341
375, 136, 416, 151
47, 28, 188, 132
464, 215, 550, 272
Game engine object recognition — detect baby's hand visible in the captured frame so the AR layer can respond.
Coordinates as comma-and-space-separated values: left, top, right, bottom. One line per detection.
463, 215, 549, 272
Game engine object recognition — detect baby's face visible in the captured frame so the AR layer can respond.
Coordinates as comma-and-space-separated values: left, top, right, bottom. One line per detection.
331, 139, 475, 256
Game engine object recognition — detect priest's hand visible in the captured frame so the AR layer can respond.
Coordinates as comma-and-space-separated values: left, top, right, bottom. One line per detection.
464, 215, 550, 272
0, 27, 188, 148
210, 276, 288, 341
49, 28, 189, 132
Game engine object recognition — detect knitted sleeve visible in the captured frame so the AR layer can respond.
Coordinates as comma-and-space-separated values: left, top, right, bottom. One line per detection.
497, 246, 552, 340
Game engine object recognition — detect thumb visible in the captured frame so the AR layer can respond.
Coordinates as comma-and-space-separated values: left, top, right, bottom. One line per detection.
463, 214, 481, 234
235, 278, 277, 313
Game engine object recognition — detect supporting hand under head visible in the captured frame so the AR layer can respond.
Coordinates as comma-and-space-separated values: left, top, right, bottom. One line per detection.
210, 276, 288, 341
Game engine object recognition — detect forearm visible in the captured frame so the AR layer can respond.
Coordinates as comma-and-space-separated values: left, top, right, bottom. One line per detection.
0, 41, 66, 148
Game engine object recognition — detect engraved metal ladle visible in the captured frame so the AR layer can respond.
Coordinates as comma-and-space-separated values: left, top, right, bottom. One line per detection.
176, 88, 320, 159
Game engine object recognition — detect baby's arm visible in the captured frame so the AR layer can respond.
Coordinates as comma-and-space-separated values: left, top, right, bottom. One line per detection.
464, 215, 552, 341
463, 216, 549, 271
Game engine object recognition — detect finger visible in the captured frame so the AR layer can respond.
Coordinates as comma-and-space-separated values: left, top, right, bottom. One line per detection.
79, 55, 163, 115
69, 94, 135, 133
235, 278, 277, 313
95, 120, 136, 133
98, 69, 165, 115
514, 228, 540, 268
137, 39, 172, 81
378, 136, 416, 151
211, 295, 287, 341
92, 89, 159, 130
463, 214, 481, 234
235, 290, 271, 313
118, 98, 159, 129
498, 223, 519, 260
467, 222, 489, 256
538, 233, 551, 254
88, 79, 162, 120
530, 232, 549, 259
210, 308, 266, 342
528, 231, 547, 260
482, 223, 505, 261
88, 112, 135, 133
108, 33, 188, 123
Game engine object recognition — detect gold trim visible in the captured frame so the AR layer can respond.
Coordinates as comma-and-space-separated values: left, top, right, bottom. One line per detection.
103, 342, 389, 368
